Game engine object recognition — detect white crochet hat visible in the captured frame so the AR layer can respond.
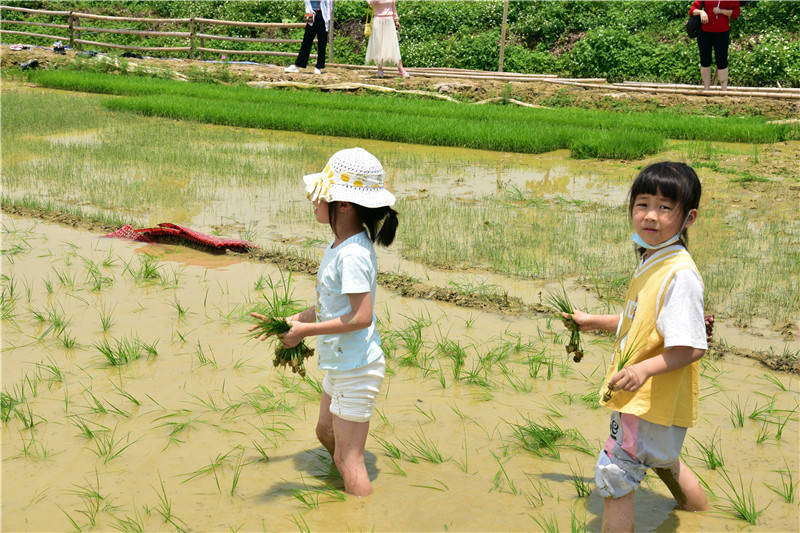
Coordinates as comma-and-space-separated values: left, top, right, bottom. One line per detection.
303, 147, 396, 208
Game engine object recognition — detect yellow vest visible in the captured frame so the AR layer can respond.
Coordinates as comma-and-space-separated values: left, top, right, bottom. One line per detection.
600, 245, 701, 428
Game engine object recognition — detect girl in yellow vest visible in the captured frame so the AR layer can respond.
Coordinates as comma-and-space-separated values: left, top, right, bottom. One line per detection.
566, 162, 709, 532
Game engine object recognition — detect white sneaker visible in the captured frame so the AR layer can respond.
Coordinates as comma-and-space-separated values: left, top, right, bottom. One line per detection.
314, 68, 323, 75
284, 64, 300, 73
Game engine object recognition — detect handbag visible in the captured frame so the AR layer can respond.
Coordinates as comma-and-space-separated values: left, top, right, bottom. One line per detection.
686, 1, 704, 38
364, 6, 373, 37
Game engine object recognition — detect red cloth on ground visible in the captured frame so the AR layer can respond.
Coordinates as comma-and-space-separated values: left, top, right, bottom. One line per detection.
103, 223, 253, 252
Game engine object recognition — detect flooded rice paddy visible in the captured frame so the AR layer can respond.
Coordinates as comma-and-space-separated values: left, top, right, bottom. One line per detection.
2, 82, 799, 531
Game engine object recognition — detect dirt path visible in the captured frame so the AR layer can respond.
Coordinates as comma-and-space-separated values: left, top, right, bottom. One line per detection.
3, 44, 798, 119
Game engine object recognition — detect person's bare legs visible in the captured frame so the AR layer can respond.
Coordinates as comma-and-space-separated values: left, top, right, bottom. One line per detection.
377, 63, 384, 78
717, 67, 729, 90
655, 460, 709, 511
316, 392, 335, 456
602, 491, 634, 533
700, 66, 711, 90
398, 60, 409, 78
332, 415, 372, 496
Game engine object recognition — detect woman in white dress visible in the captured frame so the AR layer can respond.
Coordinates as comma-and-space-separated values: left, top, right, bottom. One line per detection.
365, 0, 409, 78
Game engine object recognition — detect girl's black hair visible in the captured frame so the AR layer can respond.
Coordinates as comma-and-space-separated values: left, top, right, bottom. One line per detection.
328, 202, 399, 247
628, 161, 701, 250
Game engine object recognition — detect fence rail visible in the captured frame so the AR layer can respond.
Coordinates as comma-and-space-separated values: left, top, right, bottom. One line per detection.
0, 4, 315, 61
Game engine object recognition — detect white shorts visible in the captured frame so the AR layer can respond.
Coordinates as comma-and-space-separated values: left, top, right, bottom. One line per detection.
595, 411, 687, 499
322, 357, 385, 423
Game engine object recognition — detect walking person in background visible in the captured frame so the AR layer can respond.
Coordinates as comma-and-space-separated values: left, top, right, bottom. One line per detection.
690, 0, 740, 90
365, 0, 409, 78
285, 0, 333, 74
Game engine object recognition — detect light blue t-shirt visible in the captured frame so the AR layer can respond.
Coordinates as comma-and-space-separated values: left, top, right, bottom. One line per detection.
315, 231, 383, 371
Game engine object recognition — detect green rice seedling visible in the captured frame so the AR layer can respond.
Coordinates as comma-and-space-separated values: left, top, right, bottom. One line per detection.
414, 404, 436, 423
774, 406, 797, 441
15, 402, 45, 430
580, 389, 601, 408
252, 440, 270, 462
83, 258, 113, 291
759, 373, 789, 392
290, 512, 311, 533
570, 509, 588, 533
569, 462, 592, 497
531, 513, 559, 533
755, 420, 770, 444
689, 432, 724, 469
112, 506, 146, 533
154, 474, 187, 531
723, 397, 749, 428
134, 254, 162, 282
35, 359, 64, 386
436, 339, 467, 381
508, 416, 566, 459
715, 469, 764, 525
69, 415, 109, 440
249, 317, 313, 377
181, 450, 235, 492
92, 427, 136, 464
765, 463, 797, 503
52, 267, 75, 289
602, 334, 644, 402
65, 472, 107, 529
490, 450, 518, 495
99, 306, 114, 332
58, 330, 77, 349
463, 361, 492, 389
1, 390, 22, 423
372, 434, 417, 464
402, 430, 449, 464
111, 382, 140, 406
230, 450, 245, 496
96, 337, 141, 366
194, 342, 218, 369
545, 287, 583, 362
500, 363, 533, 393
172, 298, 189, 318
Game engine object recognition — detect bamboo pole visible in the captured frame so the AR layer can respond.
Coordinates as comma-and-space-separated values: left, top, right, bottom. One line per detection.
68, 11, 73, 49
0, 29, 65, 41
196, 33, 300, 44
498, 0, 508, 73
72, 25, 190, 38
0, 5, 70, 16
0, 19, 68, 29
194, 17, 303, 29
72, 39, 189, 53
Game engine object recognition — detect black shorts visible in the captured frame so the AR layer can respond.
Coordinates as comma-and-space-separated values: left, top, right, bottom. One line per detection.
698, 30, 730, 69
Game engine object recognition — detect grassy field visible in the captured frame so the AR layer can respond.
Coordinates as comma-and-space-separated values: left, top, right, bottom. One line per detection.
24, 71, 799, 160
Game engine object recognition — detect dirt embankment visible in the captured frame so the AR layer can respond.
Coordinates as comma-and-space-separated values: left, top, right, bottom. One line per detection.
2, 45, 798, 119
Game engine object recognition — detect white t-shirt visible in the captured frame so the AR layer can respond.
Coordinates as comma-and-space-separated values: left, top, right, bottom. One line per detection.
315, 231, 383, 371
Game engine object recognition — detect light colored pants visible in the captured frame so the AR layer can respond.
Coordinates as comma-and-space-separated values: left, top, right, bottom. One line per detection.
322, 356, 385, 423
595, 411, 687, 498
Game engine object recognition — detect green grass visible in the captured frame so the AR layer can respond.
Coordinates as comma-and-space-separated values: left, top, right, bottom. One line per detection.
24, 71, 796, 160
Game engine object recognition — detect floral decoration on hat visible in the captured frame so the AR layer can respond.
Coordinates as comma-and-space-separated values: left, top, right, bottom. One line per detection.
303, 148, 396, 208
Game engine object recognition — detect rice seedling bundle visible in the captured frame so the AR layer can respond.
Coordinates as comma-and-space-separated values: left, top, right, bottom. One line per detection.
544, 287, 583, 362
250, 316, 314, 377
601, 334, 643, 402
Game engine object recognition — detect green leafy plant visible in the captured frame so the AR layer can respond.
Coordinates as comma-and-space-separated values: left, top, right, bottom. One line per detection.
545, 287, 583, 362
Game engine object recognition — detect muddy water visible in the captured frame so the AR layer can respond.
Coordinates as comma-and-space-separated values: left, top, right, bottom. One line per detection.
2, 217, 797, 532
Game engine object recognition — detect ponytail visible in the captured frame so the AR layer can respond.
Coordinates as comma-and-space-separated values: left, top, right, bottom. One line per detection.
355, 205, 398, 247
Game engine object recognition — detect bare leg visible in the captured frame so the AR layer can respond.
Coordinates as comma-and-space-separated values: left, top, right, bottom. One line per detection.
700, 66, 711, 90
602, 491, 634, 533
377, 63, 384, 78
717, 67, 728, 90
315, 392, 335, 456
332, 415, 372, 496
655, 460, 709, 511
398, 60, 409, 78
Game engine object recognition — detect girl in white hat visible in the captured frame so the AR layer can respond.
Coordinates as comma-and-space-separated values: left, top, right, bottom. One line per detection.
254, 147, 397, 496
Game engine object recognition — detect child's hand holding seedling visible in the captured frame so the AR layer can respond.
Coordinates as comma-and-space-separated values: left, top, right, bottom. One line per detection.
545, 287, 584, 362
248, 312, 314, 377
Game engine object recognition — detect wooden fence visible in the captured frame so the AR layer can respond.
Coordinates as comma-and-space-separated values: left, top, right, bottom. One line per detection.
0, 5, 332, 61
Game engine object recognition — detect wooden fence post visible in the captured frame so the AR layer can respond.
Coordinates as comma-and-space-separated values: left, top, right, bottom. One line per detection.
328, 0, 334, 63
75, 13, 81, 50
189, 16, 195, 60
68, 11, 74, 49
498, 0, 508, 72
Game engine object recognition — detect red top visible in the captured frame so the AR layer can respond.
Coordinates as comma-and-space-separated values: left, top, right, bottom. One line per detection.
690, 0, 740, 32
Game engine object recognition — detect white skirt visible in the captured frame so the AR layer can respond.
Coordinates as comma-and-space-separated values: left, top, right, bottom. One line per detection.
365, 17, 402, 66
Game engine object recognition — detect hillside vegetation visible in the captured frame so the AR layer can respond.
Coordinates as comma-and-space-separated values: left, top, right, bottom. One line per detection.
3, 0, 799, 86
